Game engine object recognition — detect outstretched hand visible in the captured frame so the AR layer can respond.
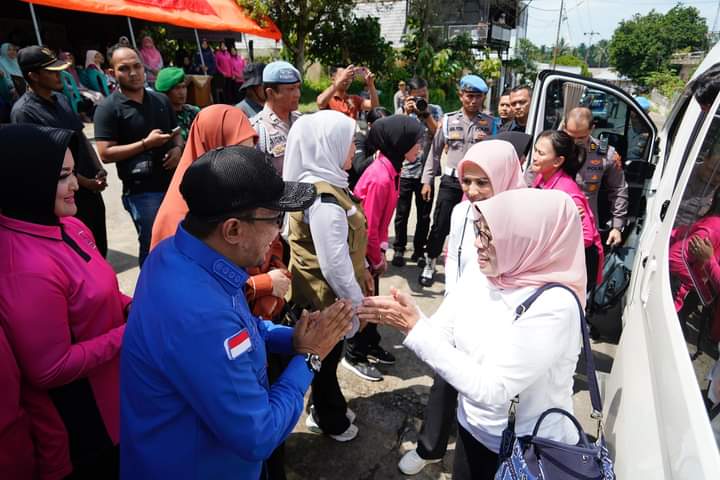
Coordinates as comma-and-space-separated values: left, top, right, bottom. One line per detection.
357, 287, 420, 335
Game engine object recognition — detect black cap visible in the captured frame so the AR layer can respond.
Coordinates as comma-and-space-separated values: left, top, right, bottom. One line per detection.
240, 63, 265, 91
18, 46, 70, 74
180, 145, 316, 220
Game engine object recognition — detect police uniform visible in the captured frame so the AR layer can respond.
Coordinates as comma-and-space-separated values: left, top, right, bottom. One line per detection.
251, 61, 302, 176
252, 105, 301, 176
576, 137, 629, 230
421, 76, 496, 278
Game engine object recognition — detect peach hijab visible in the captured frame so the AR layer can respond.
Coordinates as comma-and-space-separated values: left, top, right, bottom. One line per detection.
457, 140, 525, 193
150, 105, 258, 248
473, 188, 588, 307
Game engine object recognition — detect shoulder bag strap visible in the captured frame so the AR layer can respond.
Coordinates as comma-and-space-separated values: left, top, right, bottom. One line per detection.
514, 283, 603, 415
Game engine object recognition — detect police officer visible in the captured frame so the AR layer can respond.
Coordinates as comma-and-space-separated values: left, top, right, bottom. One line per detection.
120, 145, 354, 479
251, 61, 302, 176
565, 107, 629, 247
419, 75, 496, 286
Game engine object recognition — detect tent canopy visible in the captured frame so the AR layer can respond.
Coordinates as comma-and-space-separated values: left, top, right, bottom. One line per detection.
21, 0, 281, 40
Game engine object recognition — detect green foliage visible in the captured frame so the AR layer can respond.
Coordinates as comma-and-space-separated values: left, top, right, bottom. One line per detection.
236, 0, 355, 71
512, 38, 540, 85
307, 16, 395, 75
608, 5, 708, 85
554, 54, 591, 77
644, 70, 685, 99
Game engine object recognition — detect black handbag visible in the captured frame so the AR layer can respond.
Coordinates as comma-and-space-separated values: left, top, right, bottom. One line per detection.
495, 283, 616, 480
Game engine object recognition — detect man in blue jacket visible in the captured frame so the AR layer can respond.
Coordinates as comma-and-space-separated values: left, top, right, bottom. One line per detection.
120, 145, 354, 479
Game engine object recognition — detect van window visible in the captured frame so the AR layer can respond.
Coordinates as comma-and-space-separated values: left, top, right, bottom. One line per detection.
537, 79, 653, 234
667, 108, 720, 449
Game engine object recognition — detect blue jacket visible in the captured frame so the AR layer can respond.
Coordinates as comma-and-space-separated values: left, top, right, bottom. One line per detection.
120, 224, 313, 479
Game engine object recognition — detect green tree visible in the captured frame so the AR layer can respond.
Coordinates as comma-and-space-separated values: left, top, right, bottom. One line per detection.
307, 16, 395, 74
236, 0, 354, 71
511, 38, 540, 85
608, 5, 707, 84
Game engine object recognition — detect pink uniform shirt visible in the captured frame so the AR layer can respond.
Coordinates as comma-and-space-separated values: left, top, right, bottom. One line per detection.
354, 153, 400, 269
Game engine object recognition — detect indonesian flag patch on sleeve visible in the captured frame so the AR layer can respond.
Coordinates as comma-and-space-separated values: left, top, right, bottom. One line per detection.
224, 329, 252, 360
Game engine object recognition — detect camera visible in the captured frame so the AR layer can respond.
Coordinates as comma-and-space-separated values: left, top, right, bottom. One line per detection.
408, 96, 428, 113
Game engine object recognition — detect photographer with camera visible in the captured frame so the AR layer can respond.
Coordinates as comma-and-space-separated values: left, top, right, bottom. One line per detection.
392, 77, 443, 267
95, 46, 182, 267
316, 64, 379, 119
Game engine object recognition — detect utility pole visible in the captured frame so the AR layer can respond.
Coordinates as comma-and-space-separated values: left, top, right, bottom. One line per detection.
551, 0, 565, 70
584, 30, 600, 64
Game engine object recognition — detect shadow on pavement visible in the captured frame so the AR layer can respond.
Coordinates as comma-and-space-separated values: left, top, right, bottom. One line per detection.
107, 248, 138, 275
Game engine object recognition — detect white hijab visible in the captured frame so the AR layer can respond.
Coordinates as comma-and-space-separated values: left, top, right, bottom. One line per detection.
283, 110, 355, 189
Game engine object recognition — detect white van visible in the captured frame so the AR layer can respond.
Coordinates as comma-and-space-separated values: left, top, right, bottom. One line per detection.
525, 47, 720, 478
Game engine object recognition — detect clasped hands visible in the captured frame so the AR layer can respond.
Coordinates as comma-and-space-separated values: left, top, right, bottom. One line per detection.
357, 287, 420, 335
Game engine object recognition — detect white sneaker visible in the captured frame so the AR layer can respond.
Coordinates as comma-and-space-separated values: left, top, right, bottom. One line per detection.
305, 407, 359, 442
398, 449, 442, 475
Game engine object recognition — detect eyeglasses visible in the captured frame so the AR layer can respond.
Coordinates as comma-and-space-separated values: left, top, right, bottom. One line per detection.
237, 211, 285, 228
473, 218, 493, 249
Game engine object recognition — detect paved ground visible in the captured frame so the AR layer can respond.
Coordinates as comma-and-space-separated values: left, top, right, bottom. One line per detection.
91, 125, 616, 480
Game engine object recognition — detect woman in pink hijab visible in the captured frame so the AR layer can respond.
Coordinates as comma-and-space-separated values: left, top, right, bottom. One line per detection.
397, 138, 527, 476
360, 188, 586, 479
139, 35, 163, 85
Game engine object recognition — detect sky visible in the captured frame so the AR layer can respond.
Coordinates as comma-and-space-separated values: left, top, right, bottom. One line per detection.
525, 0, 720, 48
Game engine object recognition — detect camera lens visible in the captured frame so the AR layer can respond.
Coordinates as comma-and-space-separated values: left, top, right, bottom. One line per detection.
416, 98, 428, 112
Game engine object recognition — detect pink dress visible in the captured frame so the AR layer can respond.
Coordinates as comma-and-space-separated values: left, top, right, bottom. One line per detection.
0, 215, 130, 466
353, 153, 399, 270
534, 170, 604, 284
215, 50, 232, 79
230, 54, 245, 83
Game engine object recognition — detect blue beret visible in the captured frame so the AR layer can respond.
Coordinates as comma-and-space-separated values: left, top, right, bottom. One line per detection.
263, 61, 301, 84
459, 75, 488, 93
634, 96, 651, 112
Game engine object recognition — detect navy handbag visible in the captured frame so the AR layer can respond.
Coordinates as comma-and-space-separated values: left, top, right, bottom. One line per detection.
495, 283, 616, 480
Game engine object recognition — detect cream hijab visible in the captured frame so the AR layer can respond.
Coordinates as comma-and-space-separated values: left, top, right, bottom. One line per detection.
283, 110, 355, 189
473, 188, 588, 307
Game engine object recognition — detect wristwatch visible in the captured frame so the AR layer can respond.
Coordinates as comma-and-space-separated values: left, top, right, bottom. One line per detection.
304, 353, 322, 373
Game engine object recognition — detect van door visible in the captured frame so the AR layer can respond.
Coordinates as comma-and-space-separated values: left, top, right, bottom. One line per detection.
525, 71, 658, 243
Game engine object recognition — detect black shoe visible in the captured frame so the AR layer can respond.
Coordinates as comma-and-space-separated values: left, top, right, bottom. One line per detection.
341, 358, 383, 381
411, 252, 426, 268
392, 250, 406, 267
367, 345, 396, 365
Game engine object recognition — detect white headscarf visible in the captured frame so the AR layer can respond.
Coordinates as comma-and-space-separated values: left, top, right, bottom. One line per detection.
283, 110, 355, 189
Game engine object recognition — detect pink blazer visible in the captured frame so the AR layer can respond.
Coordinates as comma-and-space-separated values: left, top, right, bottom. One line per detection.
354, 153, 400, 269
534, 170, 604, 283
0, 215, 130, 466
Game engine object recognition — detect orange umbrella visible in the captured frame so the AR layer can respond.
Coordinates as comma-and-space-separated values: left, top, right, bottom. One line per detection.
21, 0, 281, 40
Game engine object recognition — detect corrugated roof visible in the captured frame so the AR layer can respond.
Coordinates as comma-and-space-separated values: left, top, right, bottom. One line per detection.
354, 1, 407, 47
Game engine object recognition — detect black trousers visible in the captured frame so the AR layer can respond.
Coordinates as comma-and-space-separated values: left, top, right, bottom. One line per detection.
425, 175, 464, 260
416, 373, 458, 460
265, 350, 291, 480
310, 341, 350, 435
585, 244, 600, 293
74, 187, 108, 257
345, 275, 381, 362
453, 423, 499, 480
393, 177, 433, 256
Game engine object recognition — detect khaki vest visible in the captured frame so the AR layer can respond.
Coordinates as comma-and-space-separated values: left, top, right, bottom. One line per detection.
288, 181, 369, 310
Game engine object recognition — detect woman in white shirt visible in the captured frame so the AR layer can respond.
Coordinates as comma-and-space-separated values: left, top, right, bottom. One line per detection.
361, 188, 586, 479
284, 110, 373, 442
399, 139, 526, 474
